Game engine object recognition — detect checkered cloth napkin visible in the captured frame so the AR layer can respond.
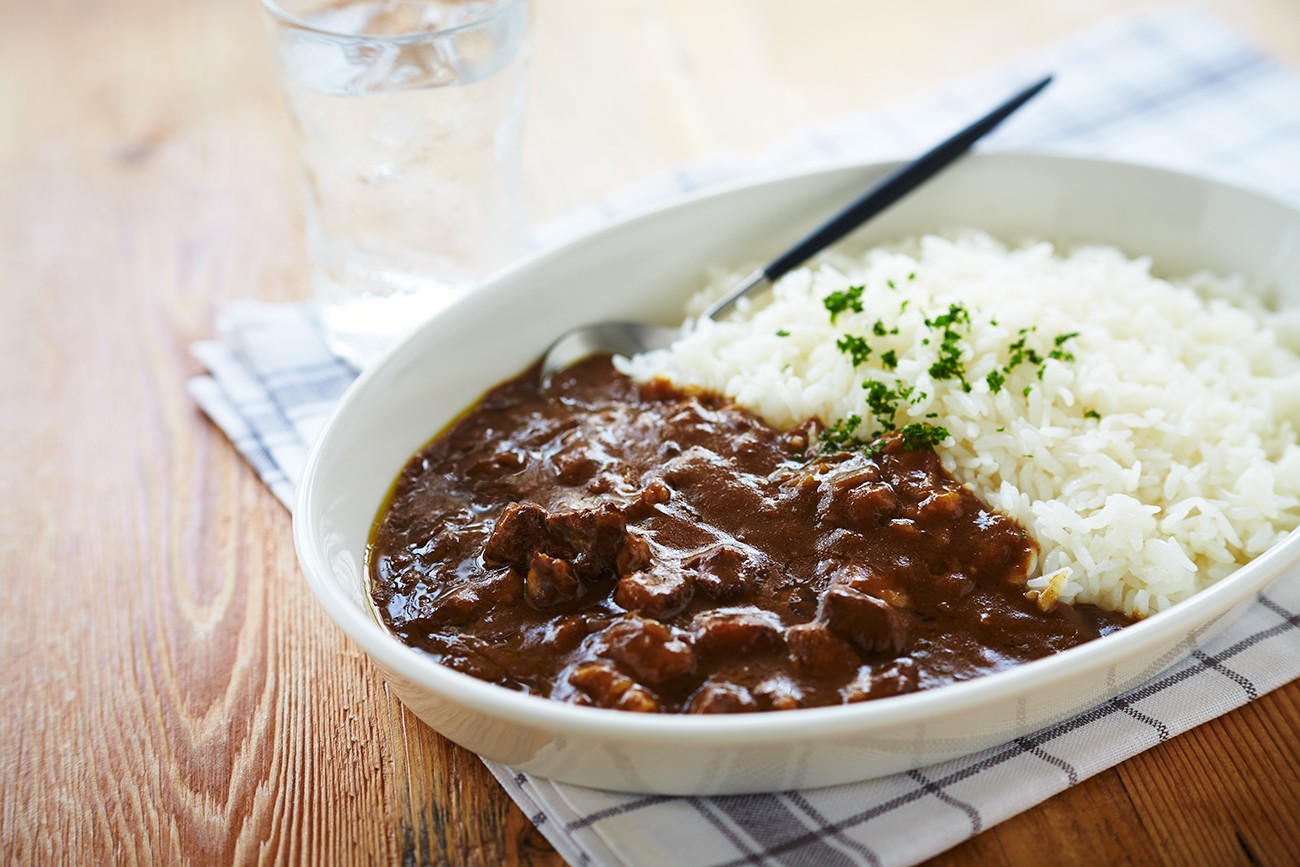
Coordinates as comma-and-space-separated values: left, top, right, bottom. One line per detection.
190, 8, 1300, 865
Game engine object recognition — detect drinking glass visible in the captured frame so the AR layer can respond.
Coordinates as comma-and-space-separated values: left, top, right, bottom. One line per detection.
260, 0, 529, 368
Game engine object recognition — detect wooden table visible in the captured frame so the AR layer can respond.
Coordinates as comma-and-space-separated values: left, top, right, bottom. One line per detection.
5, 0, 1300, 863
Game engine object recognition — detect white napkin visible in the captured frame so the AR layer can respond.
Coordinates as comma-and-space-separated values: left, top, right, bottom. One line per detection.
189, 8, 1300, 865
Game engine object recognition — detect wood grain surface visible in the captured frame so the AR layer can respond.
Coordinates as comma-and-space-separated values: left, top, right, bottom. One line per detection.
3, 0, 1300, 864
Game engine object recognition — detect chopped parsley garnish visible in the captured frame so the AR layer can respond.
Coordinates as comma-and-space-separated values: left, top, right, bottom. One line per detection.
908, 272, 917, 281
818, 418, 947, 456
929, 355, 969, 389
862, 380, 902, 432
1006, 331, 1043, 372
900, 422, 949, 451
1048, 332, 1077, 363
926, 303, 970, 330
819, 414, 865, 453
972, 328, 1081, 400
836, 334, 873, 367
811, 296, 1084, 458
775, 329, 790, 337
997, 329, 1080, 394
924, 303, 973, 392
823, 285, 865, 323
860, 379, 922, 435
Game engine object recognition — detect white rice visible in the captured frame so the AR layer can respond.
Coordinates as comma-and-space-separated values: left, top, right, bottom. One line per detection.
617, 231, 1300, 617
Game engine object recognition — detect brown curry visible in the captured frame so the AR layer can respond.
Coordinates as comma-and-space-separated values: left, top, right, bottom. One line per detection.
368, 356, 1129, 713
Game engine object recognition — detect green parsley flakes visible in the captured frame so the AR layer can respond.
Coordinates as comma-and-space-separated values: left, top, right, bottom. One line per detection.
1048, 332, 1078, 363
1006, 328, 1043, 372
811, 287, 1085, 456
836, 334, 873, 367
818, 414, 865, 453
818, 418, 948, 456
861, 379, 923, 436
923, 303, 973, 392
823, 285, 865, 323
900, 422, 949, 451
989, 328, 1082, 397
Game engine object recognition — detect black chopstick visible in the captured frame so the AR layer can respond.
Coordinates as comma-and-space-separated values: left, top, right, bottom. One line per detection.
762, 75, 1054, 283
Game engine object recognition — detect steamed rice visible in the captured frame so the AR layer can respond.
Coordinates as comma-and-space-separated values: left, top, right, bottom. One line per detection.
617, 231, 1300, 617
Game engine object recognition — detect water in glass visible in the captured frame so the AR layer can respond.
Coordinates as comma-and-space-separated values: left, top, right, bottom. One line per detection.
268, 0, 528, 367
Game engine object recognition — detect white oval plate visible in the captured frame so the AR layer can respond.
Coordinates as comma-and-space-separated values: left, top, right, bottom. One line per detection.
294, 153, 1300, 795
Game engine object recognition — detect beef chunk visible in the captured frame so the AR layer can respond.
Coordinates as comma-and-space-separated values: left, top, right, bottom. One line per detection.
815, 456, 900, 527
539, 614, 609, 655
525, 553, 581, 609
691, 608, 783, 656
567, 662, 659, 712
917, 487, 964, 520
548, 503, 631, 579
752, 675, 805, 710
484, 501, 654, 594
401, 585, 484, 628
552, 449, 602, 486
615, 570, 694, 620
786, 622, 860, 678
483, 502, 548, 568
626, 479, 672, 521
821, 584, 910, 656
398, 571, 522, 628
687, 545, 764, 602
598, 616, 696, 684
842, 659, 920, 702
844, 483, 900, 525
616, 533, 652, 576
687, 683, 758, 714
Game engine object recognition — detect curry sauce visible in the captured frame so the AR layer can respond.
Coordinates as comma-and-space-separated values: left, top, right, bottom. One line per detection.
369, 356, 1130, 713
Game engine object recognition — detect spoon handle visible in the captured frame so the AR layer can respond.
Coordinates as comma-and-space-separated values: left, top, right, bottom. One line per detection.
703, 74, 1053, 322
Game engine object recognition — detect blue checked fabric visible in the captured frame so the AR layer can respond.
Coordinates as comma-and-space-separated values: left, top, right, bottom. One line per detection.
189, 8, 1300, 866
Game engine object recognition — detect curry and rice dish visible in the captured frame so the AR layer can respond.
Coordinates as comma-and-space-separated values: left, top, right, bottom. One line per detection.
369, 231, 1300, 713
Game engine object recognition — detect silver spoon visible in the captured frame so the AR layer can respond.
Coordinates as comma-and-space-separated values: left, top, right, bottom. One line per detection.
541, 75, 1053, 383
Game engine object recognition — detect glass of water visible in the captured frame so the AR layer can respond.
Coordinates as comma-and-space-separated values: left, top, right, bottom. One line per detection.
260, 0, 529, 368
